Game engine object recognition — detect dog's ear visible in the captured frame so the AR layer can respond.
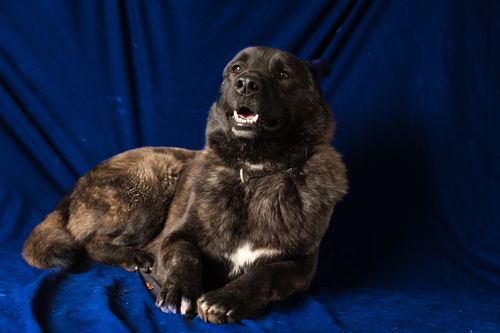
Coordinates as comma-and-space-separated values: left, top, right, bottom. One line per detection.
304, 59, 331, 81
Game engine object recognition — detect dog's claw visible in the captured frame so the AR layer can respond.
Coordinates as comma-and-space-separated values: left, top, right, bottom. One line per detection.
180, 297, 192, 315
156, 288, 197, 316
160, 305, 177, 314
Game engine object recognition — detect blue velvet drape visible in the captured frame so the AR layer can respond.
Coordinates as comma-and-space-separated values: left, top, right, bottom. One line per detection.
1, 1, 498, 332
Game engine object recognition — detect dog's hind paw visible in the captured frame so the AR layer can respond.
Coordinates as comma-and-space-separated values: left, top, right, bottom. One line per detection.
120, 248, 154, 273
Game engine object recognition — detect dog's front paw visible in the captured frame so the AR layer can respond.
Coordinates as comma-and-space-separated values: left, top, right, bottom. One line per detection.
121, 248, 154, 273
156, 281, 199, 315
197, 289, 251, 324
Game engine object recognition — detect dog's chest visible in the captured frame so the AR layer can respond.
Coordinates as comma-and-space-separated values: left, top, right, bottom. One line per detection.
194, 166, 302, 256
223, 242, 281, 276
197, 167, 289, 225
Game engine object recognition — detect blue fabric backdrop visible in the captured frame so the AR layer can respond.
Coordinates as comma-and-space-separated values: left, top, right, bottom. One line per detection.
1, 0, 499, 332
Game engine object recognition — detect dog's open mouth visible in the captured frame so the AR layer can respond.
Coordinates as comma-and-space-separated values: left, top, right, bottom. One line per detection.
232, 107, 285, 132
233, 107, 259, 125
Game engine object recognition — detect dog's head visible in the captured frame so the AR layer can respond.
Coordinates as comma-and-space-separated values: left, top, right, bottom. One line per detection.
207, 46, 334, 149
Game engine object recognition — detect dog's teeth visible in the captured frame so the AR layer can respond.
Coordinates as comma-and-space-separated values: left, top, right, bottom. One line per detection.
249, 114, 258, 123
233, 111, 258, 124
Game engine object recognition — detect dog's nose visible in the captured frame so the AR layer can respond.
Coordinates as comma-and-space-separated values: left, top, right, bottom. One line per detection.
235, 76, 260, 96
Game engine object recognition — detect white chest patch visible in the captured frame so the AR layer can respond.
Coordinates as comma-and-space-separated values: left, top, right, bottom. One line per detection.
226, 243, 281, 276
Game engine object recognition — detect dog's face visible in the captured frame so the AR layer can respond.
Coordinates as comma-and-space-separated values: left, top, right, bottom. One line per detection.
208, 46, 333, 142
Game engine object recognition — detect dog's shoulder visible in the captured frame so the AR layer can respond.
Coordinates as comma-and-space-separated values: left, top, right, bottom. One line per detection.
302, 144, 348, 202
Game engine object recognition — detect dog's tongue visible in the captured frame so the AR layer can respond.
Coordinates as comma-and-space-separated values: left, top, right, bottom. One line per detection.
238, 113, 256, 120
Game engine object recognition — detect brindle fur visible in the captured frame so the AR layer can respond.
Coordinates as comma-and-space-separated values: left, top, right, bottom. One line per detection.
23, 147, 196, 272
23, 46, 348, 324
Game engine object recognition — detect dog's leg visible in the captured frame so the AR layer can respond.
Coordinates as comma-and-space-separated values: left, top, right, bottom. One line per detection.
85, 236, 155, 272
155, 234, 202, 315
196, 254, 317, 324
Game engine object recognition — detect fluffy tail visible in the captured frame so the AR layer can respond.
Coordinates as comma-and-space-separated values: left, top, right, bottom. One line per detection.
22, 197, 85, 271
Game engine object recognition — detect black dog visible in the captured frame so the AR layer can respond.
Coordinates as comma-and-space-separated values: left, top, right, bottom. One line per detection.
23, 46, 348, 324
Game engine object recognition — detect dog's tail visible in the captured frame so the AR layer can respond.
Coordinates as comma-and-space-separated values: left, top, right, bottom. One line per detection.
22, 196, 85, 271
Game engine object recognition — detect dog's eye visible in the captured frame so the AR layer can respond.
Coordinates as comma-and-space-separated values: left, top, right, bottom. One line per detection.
232, 65, 242, 73
279, 71, 290, 79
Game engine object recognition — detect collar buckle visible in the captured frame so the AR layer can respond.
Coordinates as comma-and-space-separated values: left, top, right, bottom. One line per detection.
239, 168, 248, 183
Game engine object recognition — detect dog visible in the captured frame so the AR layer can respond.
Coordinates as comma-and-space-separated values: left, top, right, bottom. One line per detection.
23, 46, 348, 324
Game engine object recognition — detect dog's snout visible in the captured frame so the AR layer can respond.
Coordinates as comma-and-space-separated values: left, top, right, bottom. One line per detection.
235, 75, 260, 96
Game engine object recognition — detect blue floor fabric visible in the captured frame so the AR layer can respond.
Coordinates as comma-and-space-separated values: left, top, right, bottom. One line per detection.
1, 242, 498, 333
1, 1, 499, 332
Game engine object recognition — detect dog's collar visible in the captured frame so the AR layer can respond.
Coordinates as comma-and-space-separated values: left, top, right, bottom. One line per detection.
238, 148, 309, 184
